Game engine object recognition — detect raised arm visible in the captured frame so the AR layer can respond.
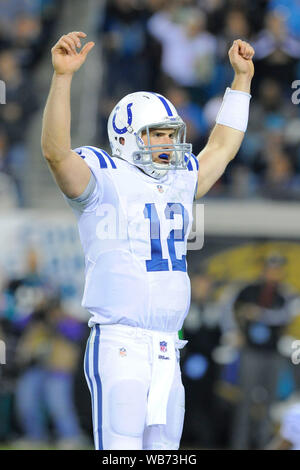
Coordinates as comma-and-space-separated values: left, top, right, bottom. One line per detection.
41, 31, 95, 198
195, 39, 255, 199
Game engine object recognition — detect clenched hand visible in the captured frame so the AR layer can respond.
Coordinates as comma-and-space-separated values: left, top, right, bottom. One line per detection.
228, 39, 255, 79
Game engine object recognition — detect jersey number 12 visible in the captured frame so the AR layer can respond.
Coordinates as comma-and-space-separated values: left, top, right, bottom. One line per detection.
144, 202, 189, 273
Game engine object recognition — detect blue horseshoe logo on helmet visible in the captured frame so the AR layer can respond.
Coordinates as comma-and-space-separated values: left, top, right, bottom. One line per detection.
112, 103, 133, 134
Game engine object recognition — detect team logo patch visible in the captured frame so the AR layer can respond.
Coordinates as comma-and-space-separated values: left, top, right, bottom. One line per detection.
157, 185, 164, 193
119, 347, 127, 357
160, 341, 167, 353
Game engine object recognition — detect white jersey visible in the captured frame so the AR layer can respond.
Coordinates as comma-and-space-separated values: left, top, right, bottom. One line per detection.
66, 146, 198, 333
281, 403, 300, 450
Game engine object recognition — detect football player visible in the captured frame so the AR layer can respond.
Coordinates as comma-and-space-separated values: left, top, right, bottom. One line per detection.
41, 31, 254, 450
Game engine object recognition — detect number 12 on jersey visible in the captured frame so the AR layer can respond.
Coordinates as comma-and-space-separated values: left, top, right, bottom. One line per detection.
143, 202, 189, 273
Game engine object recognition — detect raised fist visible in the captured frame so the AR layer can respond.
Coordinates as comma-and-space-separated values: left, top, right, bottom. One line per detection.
228, 39, 255, 78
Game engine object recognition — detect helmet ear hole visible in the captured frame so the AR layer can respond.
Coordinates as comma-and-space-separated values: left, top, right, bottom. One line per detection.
119, 137, 125, 145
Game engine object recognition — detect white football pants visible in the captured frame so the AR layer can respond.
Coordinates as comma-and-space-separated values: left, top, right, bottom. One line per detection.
84, 324, 186, 450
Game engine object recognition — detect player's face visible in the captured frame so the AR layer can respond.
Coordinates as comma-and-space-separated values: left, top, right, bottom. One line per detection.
264, 265, 284, 283
141, 128, 176, 165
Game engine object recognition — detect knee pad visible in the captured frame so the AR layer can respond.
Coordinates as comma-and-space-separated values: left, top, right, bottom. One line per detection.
108, 379, 147, 438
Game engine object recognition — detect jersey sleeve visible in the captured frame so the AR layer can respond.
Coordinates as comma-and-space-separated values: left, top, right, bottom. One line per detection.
192, 154, 199, 200
185, 153, 199, 200
64, 146, 104, 213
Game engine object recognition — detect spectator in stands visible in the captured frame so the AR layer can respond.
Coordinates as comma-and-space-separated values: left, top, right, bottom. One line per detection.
249, 78, 296, 133
267, 0, 300, 40
0, 49, 39, 204
0, 248, 50, 446
196, 0, 227, 36
43, 306, 87, 449
147, 4, 217, 103
227, 164, 259, 198
165, 84, 209, 150
14, 304, 86, 449
244, 114, 300, 201
0, 49, 39, 142
181, 271, 222, 448
251, 9, 300, 88
5, 248, 85, 448
97, 1, 300, 200
0, 268, 19, 443
219, 9, 251, 57
0, 128, 19, 208
0, 1, 60, 208
146, 0, 169, 12
100, 0, 158, 97
14, 305, 53, 447
12, 13, 43, 69
261, 145, 300, 200
0, 0, 59, 70
229, 254, 294, 449
226, 76, 300, 200
217, 9, 251, 84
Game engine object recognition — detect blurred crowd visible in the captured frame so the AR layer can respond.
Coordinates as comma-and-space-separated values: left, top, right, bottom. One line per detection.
98, 0, 300, 200
0, 0, 60, 207
0, 248, 92, 449
1, 244, 300, 449
1, 0, 300, 452
1, 0, 300, 205
181, 251, 300, 449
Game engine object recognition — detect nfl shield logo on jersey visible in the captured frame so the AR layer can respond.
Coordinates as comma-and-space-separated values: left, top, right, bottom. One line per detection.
160, 341, 167, 353
119, 347, 127, 357
157, 184, 164, 193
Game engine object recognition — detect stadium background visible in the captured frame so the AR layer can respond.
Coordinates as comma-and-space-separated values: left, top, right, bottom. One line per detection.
1, 0, 300, 450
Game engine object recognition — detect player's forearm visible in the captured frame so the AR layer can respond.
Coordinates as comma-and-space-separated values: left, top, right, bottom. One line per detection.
205, 123, 244, 161
195, 124, 244, 198
231, 71, 252, 94
207, 72, 253, 159
41, 72, 73, 163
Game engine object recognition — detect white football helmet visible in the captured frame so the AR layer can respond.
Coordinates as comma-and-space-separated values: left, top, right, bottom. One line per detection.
107, 91, 192, 179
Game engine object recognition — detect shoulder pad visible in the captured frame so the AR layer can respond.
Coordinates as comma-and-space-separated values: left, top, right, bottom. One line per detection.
74, 146, 117, 169
185, 153, 199, 172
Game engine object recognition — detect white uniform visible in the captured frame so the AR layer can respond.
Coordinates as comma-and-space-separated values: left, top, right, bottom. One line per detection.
66, 145, 198, 449
280, 403, 300, 450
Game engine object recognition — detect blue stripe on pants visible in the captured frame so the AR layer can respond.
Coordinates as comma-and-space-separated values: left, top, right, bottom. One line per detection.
84, 332, 94, 443
84, 325, 103, 450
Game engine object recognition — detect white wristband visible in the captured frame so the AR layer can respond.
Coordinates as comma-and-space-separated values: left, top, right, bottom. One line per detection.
216, 87, 251, 133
